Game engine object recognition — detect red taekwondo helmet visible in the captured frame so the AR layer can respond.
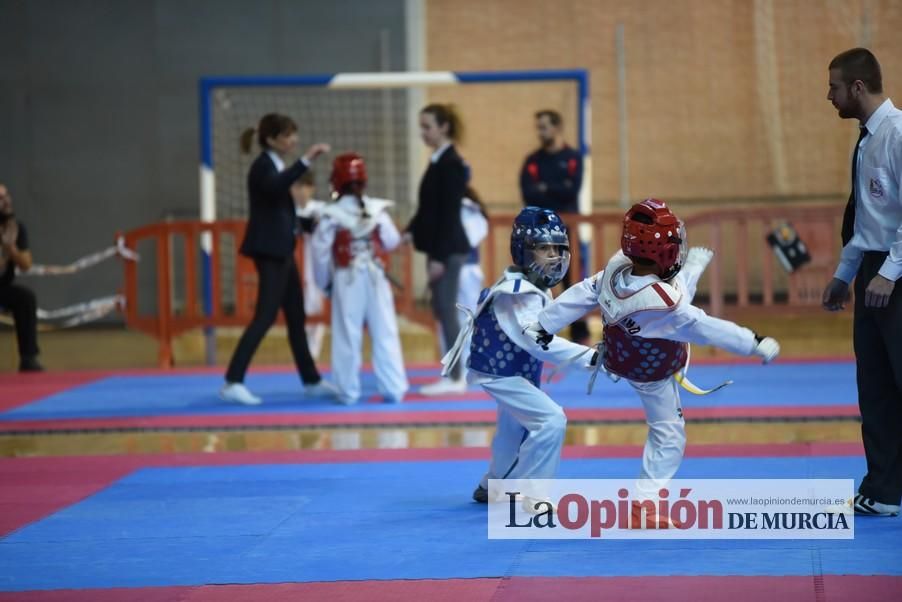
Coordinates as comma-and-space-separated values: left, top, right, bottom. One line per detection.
330, 152, 368, 194
621, 198, 687, 280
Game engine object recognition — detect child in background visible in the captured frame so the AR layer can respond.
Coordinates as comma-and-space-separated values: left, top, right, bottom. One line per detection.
450, 186, 489, 378
310, 153, 408, 405
290, 171, 327, 358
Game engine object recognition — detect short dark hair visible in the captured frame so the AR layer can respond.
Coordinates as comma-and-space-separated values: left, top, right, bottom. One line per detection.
829, 48, 883, 93
535, 110, 563, 127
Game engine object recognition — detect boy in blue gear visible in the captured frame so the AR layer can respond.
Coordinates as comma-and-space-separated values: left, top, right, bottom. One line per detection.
442, 207, 596, 504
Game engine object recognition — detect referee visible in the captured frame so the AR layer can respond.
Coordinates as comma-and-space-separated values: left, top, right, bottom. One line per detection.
822, 48, 902, 517
221, 113, 337, 405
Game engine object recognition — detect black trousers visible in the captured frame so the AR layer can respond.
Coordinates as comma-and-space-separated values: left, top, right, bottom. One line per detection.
431, 253, 468, 380
0, 283, 39, 360
854, 251, 902, 505
225, 255, 321, 385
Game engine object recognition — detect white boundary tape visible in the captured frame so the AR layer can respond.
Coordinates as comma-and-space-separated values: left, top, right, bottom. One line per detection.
1, 239, 137, 329
20, 237, 138, 276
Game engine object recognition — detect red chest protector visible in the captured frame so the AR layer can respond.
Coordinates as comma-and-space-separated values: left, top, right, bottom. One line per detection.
597, 252, 689, 382
332, 228, 389, 268
603, 325, 688, 383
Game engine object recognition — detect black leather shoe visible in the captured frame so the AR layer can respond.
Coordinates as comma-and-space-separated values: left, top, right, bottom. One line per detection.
19, 356, 44, 372
472, 485, 488, 503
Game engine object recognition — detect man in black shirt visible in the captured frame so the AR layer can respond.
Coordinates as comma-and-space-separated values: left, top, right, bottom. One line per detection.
0, 184, 42, 372
520, 110, 583, 213
519, 110, 588, 343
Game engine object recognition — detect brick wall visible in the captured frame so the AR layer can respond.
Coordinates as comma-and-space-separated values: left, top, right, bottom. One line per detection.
424, 0, 902, 210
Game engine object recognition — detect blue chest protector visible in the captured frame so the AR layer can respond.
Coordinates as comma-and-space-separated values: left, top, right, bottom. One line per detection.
467, 286, 543, 387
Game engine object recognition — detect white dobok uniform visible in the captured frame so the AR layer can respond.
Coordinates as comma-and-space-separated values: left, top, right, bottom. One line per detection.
296, 200, 328, 356
310, 195, 408, 404
538, 250, 760, 497
455, 196, 489, 373
443, 269, 594, 488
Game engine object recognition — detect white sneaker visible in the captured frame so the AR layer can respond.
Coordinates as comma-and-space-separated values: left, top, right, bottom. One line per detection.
335, 394, 358, 406
305, 380, 340, 399
220, 382, 262, 406
854, 494, 900, 517
419, 377, 467, 396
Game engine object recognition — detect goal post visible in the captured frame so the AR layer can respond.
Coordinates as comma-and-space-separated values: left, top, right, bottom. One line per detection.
197, 69, 590, 363
199, 69, 590, 216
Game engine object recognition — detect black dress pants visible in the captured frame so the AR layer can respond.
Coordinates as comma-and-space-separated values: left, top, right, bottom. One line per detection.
854, 251, 902, 505
0, 283, 39, 360
225, 254, 321, 385
430, 253, 467, 380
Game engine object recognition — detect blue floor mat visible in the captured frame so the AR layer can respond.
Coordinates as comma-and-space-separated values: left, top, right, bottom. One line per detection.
1, 454, 898, 591
0, 362, 857, 421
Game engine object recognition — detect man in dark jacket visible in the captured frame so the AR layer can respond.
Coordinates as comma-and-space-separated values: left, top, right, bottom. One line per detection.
519, 110, 588, 343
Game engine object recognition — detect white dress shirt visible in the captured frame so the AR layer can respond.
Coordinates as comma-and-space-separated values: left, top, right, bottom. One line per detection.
266, 149, 285, 172
834, 98, 902, 283
266, 149, 310, 172
430, 142, 452, 164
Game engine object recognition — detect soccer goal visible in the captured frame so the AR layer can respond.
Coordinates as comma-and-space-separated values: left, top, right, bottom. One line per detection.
197, 69, 591, 355
199, 69, 590, 218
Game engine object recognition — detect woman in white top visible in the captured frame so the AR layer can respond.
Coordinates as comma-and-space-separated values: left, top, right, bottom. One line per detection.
455, 187, 489, 374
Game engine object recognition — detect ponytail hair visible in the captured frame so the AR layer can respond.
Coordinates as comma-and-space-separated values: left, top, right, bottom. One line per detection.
421, 103, 464, 143
239, 128, 256, 154
239, 113, 299, 154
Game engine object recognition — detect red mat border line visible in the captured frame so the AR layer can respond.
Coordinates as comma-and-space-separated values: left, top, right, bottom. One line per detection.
0, 373, 109, 412
0, 355, 857, 380
0, 404, 861, 433
0, 574, 897, 602
0, 442, 863, 538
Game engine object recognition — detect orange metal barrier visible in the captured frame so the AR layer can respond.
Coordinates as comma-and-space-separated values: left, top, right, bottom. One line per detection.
122, 205, 843, 367
119, 220, 417, 367
482, 205, 845, 317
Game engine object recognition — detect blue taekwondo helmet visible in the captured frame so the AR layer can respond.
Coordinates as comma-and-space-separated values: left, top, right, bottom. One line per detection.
510, 206, 571, 288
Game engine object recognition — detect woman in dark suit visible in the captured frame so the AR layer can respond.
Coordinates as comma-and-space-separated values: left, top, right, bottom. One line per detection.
221, 113, 337, 405
407, 104, 472, 395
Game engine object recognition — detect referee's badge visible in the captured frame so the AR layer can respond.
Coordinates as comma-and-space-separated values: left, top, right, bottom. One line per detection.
869, 177, 885, 198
